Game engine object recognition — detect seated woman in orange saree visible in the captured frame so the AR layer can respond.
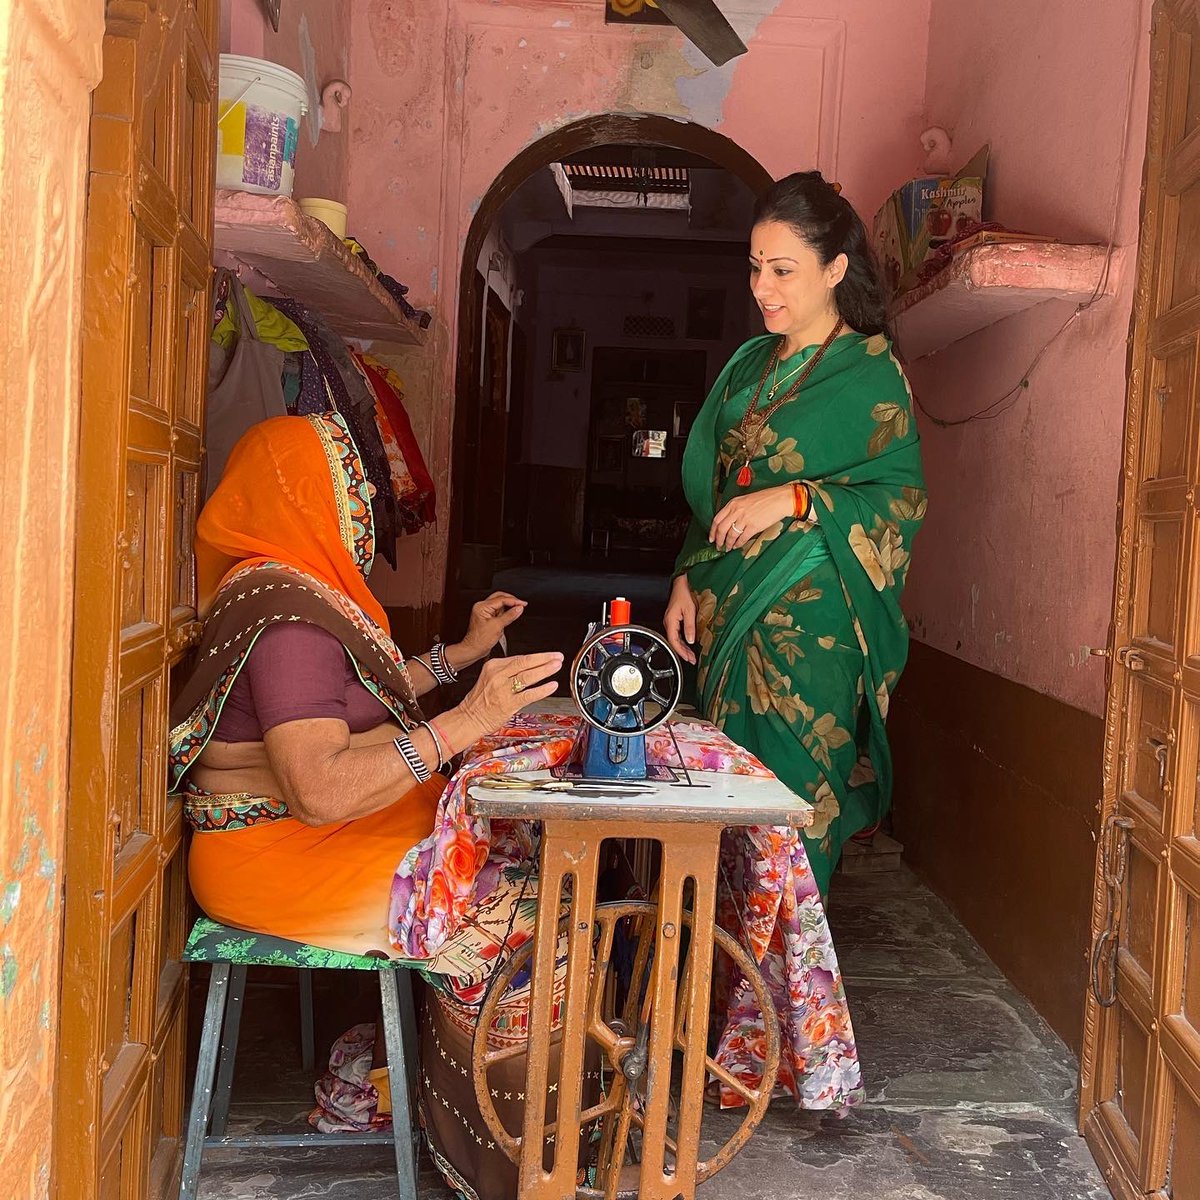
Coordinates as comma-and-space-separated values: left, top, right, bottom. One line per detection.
168, 410, 559, 955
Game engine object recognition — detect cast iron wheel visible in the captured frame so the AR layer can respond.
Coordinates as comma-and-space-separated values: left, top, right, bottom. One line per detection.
470, 900, 780, 1199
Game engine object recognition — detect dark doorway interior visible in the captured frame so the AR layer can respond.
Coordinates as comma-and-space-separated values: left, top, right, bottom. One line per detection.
584, 346, 706, 573
462, 289, 512, 547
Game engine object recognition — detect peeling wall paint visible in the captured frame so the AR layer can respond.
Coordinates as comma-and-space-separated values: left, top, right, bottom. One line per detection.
343, 0, 932, 609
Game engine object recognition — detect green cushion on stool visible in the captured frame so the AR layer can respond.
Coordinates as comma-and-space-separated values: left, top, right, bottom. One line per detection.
182, 916, 410, 971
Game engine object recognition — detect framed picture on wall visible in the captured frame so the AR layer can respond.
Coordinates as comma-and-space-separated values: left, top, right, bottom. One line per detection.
685, 286, 726, 340
552, 327, 586, 372
672, 401, 700, 439
595, 435, 624, 472
632, 430, 668, 459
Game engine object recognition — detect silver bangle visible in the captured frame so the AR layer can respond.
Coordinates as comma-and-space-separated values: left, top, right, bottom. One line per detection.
428, 642, 458, 684
393, 731, 431, 783
419, 720, 448, 770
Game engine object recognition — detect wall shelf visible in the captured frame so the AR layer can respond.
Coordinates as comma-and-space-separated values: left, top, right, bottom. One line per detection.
212, 189, 425, 345
890, 241, 1112, 361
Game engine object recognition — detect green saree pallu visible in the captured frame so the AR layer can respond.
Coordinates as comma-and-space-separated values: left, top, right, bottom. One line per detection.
675, 331, 926, 894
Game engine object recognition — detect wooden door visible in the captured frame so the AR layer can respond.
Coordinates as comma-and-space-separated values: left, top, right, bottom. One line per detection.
502, 322, 530, 558
1081, 2, 1200, 1195
56, 2, 216, 1196
474, 289, 512, 546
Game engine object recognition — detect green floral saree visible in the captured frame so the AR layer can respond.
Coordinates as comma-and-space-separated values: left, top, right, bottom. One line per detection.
675, 331, 926, 894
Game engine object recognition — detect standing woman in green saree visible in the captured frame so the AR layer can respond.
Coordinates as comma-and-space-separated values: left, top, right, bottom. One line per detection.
665, 172, 926, 895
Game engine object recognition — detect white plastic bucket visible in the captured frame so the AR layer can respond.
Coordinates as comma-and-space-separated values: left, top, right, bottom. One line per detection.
216, 54, 308, 196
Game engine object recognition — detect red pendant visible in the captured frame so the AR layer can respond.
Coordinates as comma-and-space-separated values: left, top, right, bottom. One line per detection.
736, 462, 753, 487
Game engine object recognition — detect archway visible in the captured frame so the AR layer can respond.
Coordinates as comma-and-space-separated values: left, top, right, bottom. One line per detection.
444, 115, 772, 611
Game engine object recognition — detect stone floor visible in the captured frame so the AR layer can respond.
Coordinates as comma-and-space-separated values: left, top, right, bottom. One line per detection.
193, 864, 1111, 1200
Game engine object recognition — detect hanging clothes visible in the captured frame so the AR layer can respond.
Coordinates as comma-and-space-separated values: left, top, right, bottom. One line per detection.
343, 236, 432, 328
354, 352, 437, 532
210, 278, 309, 353
204, 274, 289, 500
271, 298, 401, 568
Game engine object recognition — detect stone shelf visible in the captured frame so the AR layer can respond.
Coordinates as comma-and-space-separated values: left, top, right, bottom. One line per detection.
891, 241, 1112, 360
212, 189, 424, 344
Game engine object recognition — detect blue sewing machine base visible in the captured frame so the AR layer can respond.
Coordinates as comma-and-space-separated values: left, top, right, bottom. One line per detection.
578, 695, 649, 780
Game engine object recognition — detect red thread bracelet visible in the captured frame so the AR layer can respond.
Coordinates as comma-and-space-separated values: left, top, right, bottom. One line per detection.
428, 715, 453, 765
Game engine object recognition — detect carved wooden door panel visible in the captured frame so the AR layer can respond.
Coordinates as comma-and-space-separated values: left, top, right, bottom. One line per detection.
1081, 2, 1200, 1196
57, 2, 215, 1196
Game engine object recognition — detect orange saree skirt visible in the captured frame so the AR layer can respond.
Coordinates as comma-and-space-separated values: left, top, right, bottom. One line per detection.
188, 778, 442, 957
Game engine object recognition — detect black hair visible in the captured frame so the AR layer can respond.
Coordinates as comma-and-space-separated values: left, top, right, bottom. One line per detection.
752, 171, 889, 338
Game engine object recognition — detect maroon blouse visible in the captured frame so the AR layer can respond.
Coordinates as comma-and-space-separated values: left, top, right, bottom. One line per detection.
213, 621, 391, 742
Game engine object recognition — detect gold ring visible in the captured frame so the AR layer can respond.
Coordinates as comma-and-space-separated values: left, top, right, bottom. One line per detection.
511, 677, 525, 694
732, 523, 744, 533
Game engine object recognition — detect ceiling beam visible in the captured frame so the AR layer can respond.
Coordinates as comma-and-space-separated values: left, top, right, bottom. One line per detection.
561, 145, 721, 171
530, 234, 748, 258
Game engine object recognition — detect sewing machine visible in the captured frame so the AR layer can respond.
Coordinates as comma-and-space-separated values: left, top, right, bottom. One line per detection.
568, 599, 683, 781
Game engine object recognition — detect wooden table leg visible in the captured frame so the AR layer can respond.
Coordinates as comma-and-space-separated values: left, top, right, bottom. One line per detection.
516, 820, 721, 1200
633, 822, 720, 1200
518, 819, 602, 1199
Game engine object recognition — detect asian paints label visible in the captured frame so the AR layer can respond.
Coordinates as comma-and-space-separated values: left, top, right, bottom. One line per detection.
240, 103, 299, 190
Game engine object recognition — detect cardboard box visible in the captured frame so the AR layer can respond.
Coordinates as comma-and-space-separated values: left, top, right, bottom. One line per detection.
873, 145, 989, 294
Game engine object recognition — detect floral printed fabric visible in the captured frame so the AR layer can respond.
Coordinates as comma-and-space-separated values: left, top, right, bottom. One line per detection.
387, 711, 863, 1113
713, 826, 861, 1109
676, 332, 925, 894
310, 1022, 391, 1133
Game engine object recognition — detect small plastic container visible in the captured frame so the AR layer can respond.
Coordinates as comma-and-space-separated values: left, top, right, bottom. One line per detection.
298, 197, 348, 239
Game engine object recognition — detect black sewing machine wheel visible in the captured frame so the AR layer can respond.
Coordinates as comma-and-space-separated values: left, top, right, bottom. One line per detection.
570, 624, 682, 737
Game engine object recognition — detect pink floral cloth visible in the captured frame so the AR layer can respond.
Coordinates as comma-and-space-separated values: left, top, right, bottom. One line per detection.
387, 712, 863, 1112
310, 1022, 389, 1133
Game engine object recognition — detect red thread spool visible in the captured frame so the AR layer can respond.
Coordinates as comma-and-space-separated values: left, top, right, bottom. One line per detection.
609, 597, 631, 627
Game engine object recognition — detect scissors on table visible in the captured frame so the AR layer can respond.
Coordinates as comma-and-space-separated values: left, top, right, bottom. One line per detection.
474, 775, 656, 797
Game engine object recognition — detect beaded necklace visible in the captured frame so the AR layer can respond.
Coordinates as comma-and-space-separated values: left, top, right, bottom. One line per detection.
731, 319, 844, 487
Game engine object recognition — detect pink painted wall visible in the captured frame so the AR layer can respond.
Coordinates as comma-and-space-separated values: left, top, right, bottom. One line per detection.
223, 0, 351, 203
228, 0, 1150, 717
903, 0, 1152, 715
345, 0, 933, 611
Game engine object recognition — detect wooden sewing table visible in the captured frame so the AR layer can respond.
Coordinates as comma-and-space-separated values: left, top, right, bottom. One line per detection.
465, 714, 811, 1200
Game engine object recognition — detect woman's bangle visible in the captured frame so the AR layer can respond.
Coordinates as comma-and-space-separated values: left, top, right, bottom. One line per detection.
428, 715, 453, 765
393, 731, 432, 783
419, 719, 449, 770
427, 642, 458, 685
792, 481, 812, 521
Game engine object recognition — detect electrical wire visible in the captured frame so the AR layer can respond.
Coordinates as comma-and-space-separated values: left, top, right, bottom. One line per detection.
912, 5, 1144, 430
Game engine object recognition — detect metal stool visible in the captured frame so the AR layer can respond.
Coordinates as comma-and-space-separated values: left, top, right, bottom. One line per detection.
179, 917, 420, 1199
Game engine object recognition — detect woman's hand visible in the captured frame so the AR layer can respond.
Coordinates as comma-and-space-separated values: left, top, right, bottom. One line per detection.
664, 574, 698, 666
709, 484, 795, 552
450, 651, 563, 747
452, 591, 528, 666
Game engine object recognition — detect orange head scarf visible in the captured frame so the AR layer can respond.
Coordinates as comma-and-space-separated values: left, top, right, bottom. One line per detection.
196, 412, 388, 631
